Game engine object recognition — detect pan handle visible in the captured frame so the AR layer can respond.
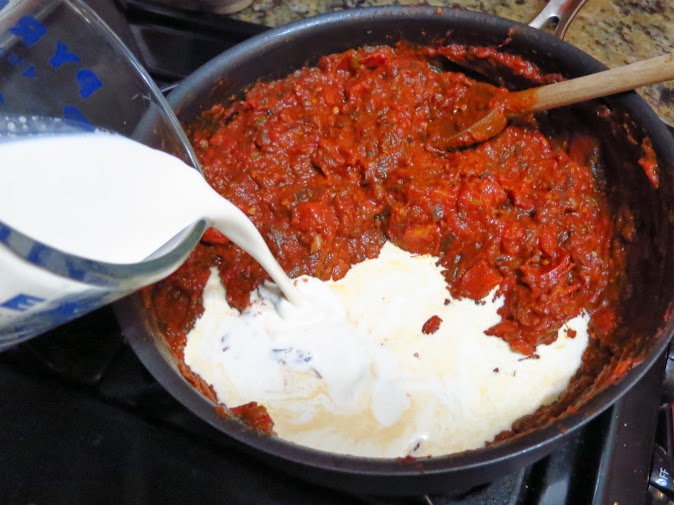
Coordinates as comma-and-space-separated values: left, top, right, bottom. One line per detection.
528, 0, 588, 39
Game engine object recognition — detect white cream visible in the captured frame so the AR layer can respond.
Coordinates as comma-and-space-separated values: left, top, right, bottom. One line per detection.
0, 133, 210, 263
185, 242, 589, 458
0, 133, 298, 300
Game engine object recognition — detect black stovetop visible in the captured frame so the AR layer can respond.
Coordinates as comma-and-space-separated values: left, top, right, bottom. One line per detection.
1, 2, 673, 504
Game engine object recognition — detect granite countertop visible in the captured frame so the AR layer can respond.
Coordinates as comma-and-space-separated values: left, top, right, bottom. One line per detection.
229, 0, 674, 125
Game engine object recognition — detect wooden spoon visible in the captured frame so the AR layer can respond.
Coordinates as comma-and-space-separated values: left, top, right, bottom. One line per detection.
433, 52, 674, 150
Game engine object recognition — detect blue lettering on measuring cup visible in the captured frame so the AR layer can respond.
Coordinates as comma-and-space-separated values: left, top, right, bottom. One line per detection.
24, 241, 88, 284
44, 296, 99, 321
7, 53, 23, 65
9, 16, 47, 48
51, 300, 92, 317
0, 294, 45, 312
63, 105, 94, 132
26, 242, 52, 265
63, 262, 88, 283
77, 69, 102, 99
5, 294, 103, 341
6, 51, 32, 76
50, 41, 80, 69
0, 1, 9, 12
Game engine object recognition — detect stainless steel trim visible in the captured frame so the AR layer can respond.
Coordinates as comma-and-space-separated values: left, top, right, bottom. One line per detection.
529, 0, 589, 39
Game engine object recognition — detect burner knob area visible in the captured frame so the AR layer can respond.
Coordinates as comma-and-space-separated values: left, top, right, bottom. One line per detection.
651, 343, 674, 505
650, 445, 674, 504
649, 344, 674, 504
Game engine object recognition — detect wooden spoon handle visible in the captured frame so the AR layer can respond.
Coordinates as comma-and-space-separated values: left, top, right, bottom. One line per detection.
527, 52, 674, 113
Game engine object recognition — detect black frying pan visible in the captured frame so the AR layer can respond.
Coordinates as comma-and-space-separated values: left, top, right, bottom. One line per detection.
116, 6, 674, 495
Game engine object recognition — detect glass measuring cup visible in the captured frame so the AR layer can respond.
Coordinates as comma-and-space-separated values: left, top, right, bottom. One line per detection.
0, 0, 206, 349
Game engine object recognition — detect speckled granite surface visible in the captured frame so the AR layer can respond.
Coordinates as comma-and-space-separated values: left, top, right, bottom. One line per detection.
229, 0, 674, 125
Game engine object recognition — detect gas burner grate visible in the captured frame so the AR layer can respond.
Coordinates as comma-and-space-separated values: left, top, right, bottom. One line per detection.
116, 0, 267, 82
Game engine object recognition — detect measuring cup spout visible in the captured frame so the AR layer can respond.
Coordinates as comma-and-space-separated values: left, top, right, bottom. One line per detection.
0, 218, 208, 350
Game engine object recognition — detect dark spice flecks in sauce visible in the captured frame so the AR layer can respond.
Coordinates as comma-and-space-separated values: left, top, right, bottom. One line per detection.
147, 43, 631, 443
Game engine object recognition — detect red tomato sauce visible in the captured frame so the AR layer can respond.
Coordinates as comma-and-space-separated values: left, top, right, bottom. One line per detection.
148, 43, 625, 361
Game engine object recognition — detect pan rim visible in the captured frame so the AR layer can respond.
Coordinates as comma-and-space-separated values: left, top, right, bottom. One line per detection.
119, 4, 674, 493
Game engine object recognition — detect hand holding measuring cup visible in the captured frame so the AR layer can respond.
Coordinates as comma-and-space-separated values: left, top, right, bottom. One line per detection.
0, 0, 297, 349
